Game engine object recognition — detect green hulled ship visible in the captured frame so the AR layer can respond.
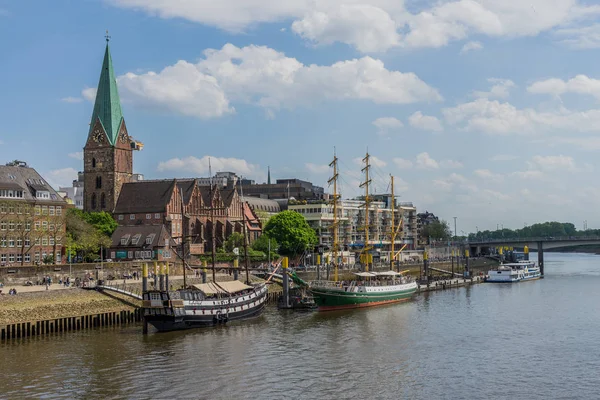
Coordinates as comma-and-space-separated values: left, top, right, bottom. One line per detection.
310, 271, 418, 311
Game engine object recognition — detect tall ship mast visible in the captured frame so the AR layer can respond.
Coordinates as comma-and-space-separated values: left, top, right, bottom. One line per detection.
389, 175, 402, 272
328, 151, 340, 281
304, 152, 418, 311
359, 152, 372, 272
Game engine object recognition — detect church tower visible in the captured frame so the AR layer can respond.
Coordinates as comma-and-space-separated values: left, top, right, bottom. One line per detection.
83, 35, 141, 213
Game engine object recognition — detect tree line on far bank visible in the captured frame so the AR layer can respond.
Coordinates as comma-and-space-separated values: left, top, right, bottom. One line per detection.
468, 222, 592, 241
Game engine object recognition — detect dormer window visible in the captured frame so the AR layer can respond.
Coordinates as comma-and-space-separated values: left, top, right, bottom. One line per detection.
36, 190, 50, 199
145, 234, 155, 245
120, 235, 131, 245
131, 234, 142, 245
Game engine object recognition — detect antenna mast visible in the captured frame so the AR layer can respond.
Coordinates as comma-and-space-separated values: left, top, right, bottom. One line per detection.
360, 152, 372, 272
328, 150, 339, 281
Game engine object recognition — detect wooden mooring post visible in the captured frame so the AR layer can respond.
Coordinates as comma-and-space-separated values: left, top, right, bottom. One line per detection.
0, 308, 142, 342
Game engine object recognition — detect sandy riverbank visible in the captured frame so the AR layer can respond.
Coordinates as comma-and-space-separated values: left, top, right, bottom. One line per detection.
0, 288, 139, 326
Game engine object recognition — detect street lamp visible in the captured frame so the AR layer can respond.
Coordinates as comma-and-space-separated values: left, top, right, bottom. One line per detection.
453, 217, 457, 242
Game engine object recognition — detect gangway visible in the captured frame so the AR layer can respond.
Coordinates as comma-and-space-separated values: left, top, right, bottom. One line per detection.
85, 282, 143, 300
429, 266, 462, 277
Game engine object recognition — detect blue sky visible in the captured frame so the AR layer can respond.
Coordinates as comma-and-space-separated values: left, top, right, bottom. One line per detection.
2, 0, 600, 233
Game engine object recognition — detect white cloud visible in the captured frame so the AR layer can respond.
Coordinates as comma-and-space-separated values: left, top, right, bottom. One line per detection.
157, 155, 259, 177
472, 78, 515, 99
460, 41, 483, 53
292, 4, 401, 53
104, 44, 440, 119
353, 155, 387, 168
393, 158, 413, 169
555, 23, 600, 49
108, 0, 600, 52
415, 152, 439, 169
443, 98, 600, 135
529, 155, 576, 171
474, 169, 503, 180
305, 163, 330, 174
68, 152, 83, 161
527, 74, 600, 99
82, 87, 97, 101
372, 117, 403, 135
440, 159, 463, 169
409, 111, 443, 132
512, 170, 544, 179
119, 60, 234, 119
45, 167, 78, 189
61, 96, 83, 103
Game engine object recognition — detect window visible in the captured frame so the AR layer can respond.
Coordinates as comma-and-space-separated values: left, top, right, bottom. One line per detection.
42, 206, 48, 215
24, 254, 30, 263
146, 234, 155, 244
42, 221, 48, 230
91, 193, 97, 210
49, 224, 54, 231
100, 193, 106, 209
118, 214, 124, 221
49, 237, 54, 246
55, 207, 62, 216
96, 176, 102, 189
134, 251, 140, 259
0, 205, 4, 213
8, 239, 14, 247
8, 254, 14, 263
49, 206, 55, 216
42, 237, 48, 245
92, 158, 96, 168
8, 205, 14, 214
25, 239, 30, 246
36, 191, 50, 199
16, 254, 22, 262
0, 222, 5, 230
131, 234, 142, 245
146, 214, 151, 219
163, 251, 171, 258
8, 222, 14, 230
130, 214, 135, 220
0, 240, 5, 247
16, 206, 22, 214
55, 253, 61, 263
35, 221, 40, 230
34, 252, 40, 262
35, 238, 40, 245
0, 254, 5, 262
128, 251, 133, 259
155, 213, 160, 219
120, 235, 130, 245
25, 222, 31, 231
35, 206, 40, 215
16, 239, 22, 247
56, 236, 61, 244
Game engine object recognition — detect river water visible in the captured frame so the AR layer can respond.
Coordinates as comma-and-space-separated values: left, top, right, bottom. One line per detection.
2, 252, 599, 400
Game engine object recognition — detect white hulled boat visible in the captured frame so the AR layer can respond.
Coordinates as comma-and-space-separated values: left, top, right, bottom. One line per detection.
485, 260, 542, 283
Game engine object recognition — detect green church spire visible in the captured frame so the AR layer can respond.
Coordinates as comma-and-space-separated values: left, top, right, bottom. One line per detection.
88, 33, 123, 146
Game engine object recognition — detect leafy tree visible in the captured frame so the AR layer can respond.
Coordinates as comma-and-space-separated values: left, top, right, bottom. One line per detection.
66, 209, 111, 261
69, 209, 117, 236
263, 211, 317, 257
223, 232, 244, 253
422, 220, 452, 241
252, 234, 279, 259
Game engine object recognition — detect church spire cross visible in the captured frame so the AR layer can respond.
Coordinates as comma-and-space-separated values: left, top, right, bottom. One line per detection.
105, 30, 111, 43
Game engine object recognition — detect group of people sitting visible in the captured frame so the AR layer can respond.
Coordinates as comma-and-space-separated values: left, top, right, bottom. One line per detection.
0, 288, 17, 295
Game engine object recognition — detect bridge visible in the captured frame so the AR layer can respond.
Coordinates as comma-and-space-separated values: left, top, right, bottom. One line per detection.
467, 236, 600, 274
85, 281, 143, 300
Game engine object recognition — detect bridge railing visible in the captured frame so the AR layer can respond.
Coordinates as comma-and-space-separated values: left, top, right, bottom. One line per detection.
468, 236, 600, 244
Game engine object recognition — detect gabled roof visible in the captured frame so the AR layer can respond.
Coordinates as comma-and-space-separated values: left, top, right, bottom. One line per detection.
0, 164, 66, 203
114, 180, 176, 214
176, 179, 197, 205
88, 43, 123, 146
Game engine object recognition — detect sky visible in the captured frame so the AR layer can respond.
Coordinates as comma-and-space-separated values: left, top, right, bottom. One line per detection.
1, 0, 600, 234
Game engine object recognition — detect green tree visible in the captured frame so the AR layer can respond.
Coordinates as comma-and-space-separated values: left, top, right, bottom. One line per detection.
422, 220, 452, 241
69, 209, 117, 236
252, 234, 279, 259
263, 211, 317, 257
223, 232, 244, 253
66, 209, 112, 261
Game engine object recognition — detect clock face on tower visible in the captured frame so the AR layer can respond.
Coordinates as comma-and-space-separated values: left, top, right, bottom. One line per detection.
119, 128, 128, 144
93, 129, 104, 143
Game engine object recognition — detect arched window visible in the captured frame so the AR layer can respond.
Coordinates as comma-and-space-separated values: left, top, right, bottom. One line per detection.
92, 158, 96, 168
91, 193, 97, 210
96, 176, 102, 189
100, 193, 106, 209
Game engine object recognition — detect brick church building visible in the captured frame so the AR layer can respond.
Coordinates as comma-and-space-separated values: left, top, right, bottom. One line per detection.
83, 38, 261, 261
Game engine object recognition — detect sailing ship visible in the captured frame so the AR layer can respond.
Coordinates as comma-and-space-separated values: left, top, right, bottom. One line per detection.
308, 152, 418, 311
142, 180, 268, 332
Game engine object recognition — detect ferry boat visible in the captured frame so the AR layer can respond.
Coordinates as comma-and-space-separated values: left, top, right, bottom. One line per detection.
142, 280, 268, 332
309, 271, 418, 311
485, 260, 542, 283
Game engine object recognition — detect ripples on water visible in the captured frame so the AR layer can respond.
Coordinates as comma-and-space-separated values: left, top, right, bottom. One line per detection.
2, 253, 600, 399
